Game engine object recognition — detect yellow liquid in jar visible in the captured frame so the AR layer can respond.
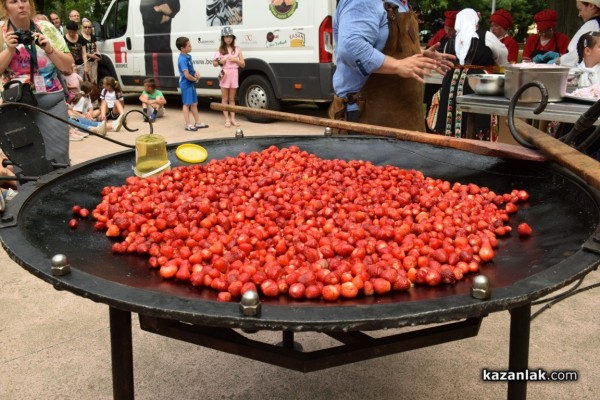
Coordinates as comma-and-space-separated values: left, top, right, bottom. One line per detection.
135, 134, 169, 177
135, 159, 170, 174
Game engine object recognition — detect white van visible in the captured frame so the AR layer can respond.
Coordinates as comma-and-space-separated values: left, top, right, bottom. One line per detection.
94, 0, 336, 121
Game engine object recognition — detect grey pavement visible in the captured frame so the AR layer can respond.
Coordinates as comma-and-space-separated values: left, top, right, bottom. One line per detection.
1, 97, 599, 399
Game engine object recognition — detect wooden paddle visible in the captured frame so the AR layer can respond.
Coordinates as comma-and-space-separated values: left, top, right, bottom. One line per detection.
210, 103, 546, 162
514, 119, 600, 190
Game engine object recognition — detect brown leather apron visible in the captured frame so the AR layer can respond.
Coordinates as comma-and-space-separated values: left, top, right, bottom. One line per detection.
357, 4, 425, 132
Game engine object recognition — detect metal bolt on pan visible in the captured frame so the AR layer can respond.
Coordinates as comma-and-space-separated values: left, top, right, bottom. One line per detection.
239, 290, 261, 316
51, 254, 71, 276
471, 275, 491, 300
235, 129, 244, 138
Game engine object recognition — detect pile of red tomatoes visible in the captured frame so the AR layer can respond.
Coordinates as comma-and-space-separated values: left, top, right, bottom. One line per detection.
89, 146, 531, 302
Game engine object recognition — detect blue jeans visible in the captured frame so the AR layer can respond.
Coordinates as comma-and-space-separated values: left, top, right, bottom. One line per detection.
69, 116, 99, 130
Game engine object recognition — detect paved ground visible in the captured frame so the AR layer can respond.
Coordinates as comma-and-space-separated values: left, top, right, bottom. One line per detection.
1, 97, 599, 399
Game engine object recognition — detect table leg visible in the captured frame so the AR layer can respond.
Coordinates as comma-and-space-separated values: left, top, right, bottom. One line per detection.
507, 304, 531, 400
109, 307, 134, 400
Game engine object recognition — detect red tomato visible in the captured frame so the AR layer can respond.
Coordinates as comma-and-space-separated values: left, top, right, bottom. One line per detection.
478, 246, 494, 262
517, 223, 532, 236
288, 283, 306, 299
322, 284, 340, 301
340, 282, 358, 298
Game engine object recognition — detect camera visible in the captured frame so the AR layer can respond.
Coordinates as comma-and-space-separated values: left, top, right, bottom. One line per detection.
15, 29, 40, 47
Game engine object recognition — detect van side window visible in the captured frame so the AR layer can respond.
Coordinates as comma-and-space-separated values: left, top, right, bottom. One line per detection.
105, 0, 129, 39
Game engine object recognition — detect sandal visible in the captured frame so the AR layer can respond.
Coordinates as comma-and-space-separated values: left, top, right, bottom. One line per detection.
231, 121, 240, 127
195, 123, 209, 129
224, 121, 231, 128
184, 125, 198, 131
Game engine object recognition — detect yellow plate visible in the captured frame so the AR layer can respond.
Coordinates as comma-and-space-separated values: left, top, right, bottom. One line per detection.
175, 143, 208, 163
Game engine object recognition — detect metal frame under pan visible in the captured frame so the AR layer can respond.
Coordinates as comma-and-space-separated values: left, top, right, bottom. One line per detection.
2, 136, 600, 400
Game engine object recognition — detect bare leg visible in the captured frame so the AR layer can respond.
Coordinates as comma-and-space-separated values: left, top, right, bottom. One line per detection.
221, 87, 230, 124
229, 88, 238, 125
114, 101, 125, 116
99, 102, 107, 120
182, 104, 191, 126
191, 103, 201, 124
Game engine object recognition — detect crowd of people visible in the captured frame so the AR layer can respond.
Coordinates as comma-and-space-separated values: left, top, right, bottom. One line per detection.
0, 1, 134, 202
2, 0, 600, 204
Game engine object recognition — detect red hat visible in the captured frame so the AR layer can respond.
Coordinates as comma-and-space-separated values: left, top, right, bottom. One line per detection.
534, 9, 558, 32
490, 9, 513, 30
444, 11, 459, 28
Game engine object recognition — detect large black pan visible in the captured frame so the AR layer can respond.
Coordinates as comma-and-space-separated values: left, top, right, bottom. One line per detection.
1, 136, 599, 332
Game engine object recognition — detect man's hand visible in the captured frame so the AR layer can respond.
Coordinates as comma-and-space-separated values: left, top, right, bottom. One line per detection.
390, 54, 450, 83
422, 43, 456, 74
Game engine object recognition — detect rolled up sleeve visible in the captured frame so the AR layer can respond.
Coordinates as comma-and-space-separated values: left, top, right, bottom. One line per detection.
336, 9, 386, 76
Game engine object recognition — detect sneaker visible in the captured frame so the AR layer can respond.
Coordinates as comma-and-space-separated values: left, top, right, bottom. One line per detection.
97, 120, 107, 136
69, 131, 84, 141
184, 125, 198, 131
3, 187, 17, 201
113, 114, 125, 132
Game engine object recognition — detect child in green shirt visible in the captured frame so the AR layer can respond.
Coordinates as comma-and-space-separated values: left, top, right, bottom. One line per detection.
139, 78, 167, 122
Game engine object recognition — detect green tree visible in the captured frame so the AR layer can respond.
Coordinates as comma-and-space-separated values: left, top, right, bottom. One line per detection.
418, 0, 549, 42
35, 0, 111, 23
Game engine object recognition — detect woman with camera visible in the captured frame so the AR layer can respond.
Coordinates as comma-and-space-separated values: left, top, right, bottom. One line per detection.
0, 0, 74, 166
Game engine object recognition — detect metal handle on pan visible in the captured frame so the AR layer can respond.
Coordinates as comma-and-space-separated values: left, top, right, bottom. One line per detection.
507, 80, 548, 149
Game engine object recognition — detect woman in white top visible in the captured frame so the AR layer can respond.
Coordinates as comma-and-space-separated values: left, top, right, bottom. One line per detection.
558, 1, 600, 67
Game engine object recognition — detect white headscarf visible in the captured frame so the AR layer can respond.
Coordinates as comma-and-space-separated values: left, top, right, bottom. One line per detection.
454, 9, 480, 65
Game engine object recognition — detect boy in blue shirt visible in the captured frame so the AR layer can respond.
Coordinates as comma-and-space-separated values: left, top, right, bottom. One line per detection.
176, 36, 209, 131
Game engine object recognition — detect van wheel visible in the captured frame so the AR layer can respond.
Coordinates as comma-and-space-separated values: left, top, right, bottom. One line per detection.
97, 65, 110, 85
239, 75, 281, 123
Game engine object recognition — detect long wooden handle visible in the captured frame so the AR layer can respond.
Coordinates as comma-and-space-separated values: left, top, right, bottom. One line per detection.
210, 103, 547, 162
514, 119, 600, 190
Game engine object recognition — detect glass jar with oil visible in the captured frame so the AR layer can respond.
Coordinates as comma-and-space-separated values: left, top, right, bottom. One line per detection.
134, 134, 171, 178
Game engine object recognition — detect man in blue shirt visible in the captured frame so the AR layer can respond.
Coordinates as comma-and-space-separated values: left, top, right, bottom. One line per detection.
331, 0, 454, 132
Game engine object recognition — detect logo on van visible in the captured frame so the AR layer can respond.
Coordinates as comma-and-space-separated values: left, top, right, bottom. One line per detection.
289, 32, 305, 47
266, 31, 287, 48
269, 0, 298, 20
197, 37, 216, 45
243, 34, 258, 45
113, 41, 128, 63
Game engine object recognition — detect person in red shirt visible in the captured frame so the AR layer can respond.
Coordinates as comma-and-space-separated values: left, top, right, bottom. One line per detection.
490, 9, 519, 63
427, 10, 458, 50
521, 9, 569, 63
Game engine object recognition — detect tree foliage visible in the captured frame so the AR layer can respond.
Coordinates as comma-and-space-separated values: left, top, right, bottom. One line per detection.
34, 0, 110, 23
417, 0, 549, 42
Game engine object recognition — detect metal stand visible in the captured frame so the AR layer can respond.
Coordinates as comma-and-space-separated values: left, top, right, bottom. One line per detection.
507, 304, 531, 400
106, 306, 536, 400
109, 307, 134, 400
